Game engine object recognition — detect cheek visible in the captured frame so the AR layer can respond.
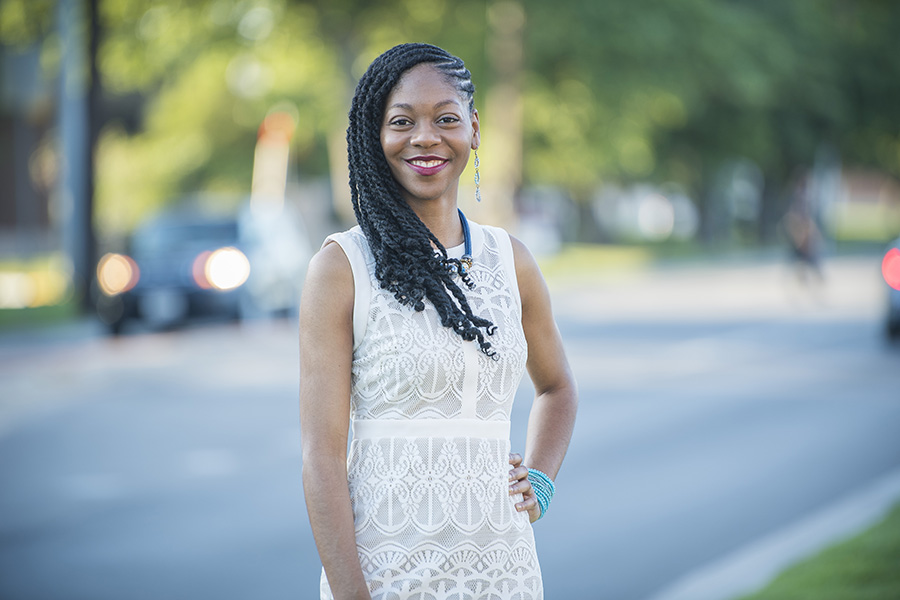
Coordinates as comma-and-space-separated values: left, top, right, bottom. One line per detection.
380, 132, 404, 159
380, 139, 404, 178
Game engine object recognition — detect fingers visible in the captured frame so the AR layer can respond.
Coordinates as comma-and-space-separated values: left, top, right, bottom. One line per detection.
510, 473, 538, 518
509, 453, 527, 484
508, 464, 527, 483
515, 493, 537, 513
508, 452, 542, 522
515, 489, 543, 522
509, 477, 532, 496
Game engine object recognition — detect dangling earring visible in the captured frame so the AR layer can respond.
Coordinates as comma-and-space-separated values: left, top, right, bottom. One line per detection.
474, 149, 482, 203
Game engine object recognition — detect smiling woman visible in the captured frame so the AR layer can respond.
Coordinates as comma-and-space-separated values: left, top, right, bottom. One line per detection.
299, 43, 577, 600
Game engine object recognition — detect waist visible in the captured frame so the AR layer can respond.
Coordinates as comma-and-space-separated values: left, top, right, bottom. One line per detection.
351, 418, 510, 440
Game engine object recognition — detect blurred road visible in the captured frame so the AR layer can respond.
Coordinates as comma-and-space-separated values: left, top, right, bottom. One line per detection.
0, 253, 897, 600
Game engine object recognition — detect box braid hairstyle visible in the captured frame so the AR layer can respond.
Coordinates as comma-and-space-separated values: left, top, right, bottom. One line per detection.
347, 42, 497, 358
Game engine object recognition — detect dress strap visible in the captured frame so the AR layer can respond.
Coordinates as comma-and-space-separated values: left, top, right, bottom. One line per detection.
481, 224, 522, 315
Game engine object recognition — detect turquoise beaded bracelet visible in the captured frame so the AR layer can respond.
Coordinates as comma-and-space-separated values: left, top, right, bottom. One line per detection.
526, 468, 556, 520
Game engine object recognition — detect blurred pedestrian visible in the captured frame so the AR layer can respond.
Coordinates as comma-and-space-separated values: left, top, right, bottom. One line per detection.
782, 173, 825, 293
298, 43, 577, 599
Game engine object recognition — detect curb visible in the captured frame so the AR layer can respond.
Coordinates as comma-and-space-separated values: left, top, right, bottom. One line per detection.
645, 467, 900, 600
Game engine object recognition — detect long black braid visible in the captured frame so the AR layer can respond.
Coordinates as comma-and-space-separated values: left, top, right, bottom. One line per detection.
347, 43, 497, 357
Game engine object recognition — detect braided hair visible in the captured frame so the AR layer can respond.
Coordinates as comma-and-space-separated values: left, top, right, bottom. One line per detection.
347, 43, 497, 357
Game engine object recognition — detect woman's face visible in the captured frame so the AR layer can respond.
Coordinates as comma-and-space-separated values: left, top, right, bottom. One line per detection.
380, 64, 480, 210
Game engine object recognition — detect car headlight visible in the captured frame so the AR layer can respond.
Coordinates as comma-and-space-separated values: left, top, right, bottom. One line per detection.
193, 247, 250, 291
97, 253, 140, 296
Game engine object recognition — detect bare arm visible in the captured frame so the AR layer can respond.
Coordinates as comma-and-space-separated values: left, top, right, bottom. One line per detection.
299, 242, 370, 599
508, 236, 578, 521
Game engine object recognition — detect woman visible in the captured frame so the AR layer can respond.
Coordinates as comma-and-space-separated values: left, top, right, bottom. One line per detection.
299, 43, 577, 599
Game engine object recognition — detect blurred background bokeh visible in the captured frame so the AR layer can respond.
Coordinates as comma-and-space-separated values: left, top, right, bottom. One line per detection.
1, 0, 899, 320
1, 1, 899, 599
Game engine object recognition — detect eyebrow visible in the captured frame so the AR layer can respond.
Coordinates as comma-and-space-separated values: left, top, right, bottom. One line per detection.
387, 99, 462, 111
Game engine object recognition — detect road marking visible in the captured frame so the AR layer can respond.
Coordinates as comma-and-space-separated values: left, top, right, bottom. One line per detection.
645, 467, 900, 600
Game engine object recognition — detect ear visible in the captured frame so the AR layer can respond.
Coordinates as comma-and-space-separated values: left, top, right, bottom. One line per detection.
470, 109, 480, 150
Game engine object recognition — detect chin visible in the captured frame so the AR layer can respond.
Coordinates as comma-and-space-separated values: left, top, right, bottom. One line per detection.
400, 187, 453, 205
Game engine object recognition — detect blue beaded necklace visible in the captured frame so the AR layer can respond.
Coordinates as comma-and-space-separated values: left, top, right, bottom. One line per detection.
441, 208, 475, 290
458, 208, 473, 277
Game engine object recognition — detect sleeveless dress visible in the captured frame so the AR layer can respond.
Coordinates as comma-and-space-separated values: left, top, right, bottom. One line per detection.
320, 221, 542, 599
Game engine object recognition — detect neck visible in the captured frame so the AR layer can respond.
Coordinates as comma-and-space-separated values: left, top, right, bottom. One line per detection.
406, 199, 464, 248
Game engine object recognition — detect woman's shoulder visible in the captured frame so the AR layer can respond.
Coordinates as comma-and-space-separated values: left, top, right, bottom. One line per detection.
307, 225, 373, 297
306, 238, 353, 290
323, 225, 366, 249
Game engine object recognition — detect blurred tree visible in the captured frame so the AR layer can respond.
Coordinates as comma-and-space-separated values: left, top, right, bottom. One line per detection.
0, 0, 56, 45
95, 0, 491, 233
829, 1, 900, 178
4, 0, 898, 245
521, 0, 900, 243
522, 0, 788, 240
94, 0, 347, 234
1, 0, 99, 308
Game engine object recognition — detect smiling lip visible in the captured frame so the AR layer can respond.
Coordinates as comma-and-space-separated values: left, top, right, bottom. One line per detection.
405, 156, 449, 176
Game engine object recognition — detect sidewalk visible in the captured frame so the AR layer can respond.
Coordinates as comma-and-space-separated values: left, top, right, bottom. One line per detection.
548, 253, 885, 323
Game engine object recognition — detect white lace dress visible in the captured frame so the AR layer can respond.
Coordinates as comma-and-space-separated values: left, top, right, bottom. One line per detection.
319, 221, 542, 599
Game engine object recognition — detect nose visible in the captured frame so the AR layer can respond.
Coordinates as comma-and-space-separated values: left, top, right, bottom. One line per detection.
410, 122, 440, 147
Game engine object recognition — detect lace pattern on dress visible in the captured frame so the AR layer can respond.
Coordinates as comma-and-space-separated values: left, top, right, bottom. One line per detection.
347, 225, 527, 423
320, 223, 540, 600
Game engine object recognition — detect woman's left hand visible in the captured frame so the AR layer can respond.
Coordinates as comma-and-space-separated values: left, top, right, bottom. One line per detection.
509, 453, 541, 523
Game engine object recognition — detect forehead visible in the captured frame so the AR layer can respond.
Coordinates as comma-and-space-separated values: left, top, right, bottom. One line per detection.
385, 64, 465, 108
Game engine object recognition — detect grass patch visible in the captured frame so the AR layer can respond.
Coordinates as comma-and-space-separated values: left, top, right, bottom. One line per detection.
0, 253, 75, 330
538, 244, 654, 280
737, 501, 900, 600
0, 301, 79, 331
537, 241, 713, 283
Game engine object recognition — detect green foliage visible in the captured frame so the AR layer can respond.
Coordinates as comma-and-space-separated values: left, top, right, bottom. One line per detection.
830, 0, 900, 178
94, 0, 346, 234
90, 0, 497, 234
518, 0, 900, 248
8, 0, 898, 237
0, 0, 55, 47
522, 0, 828, 190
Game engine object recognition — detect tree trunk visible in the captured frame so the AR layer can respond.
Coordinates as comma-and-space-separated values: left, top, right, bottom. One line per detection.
466, 0, 524, 231
83, 0, 99, 311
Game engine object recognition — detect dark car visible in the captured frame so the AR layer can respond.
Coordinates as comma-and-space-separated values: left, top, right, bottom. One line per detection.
884, 237, 900, 341
94, 205, 309, 334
